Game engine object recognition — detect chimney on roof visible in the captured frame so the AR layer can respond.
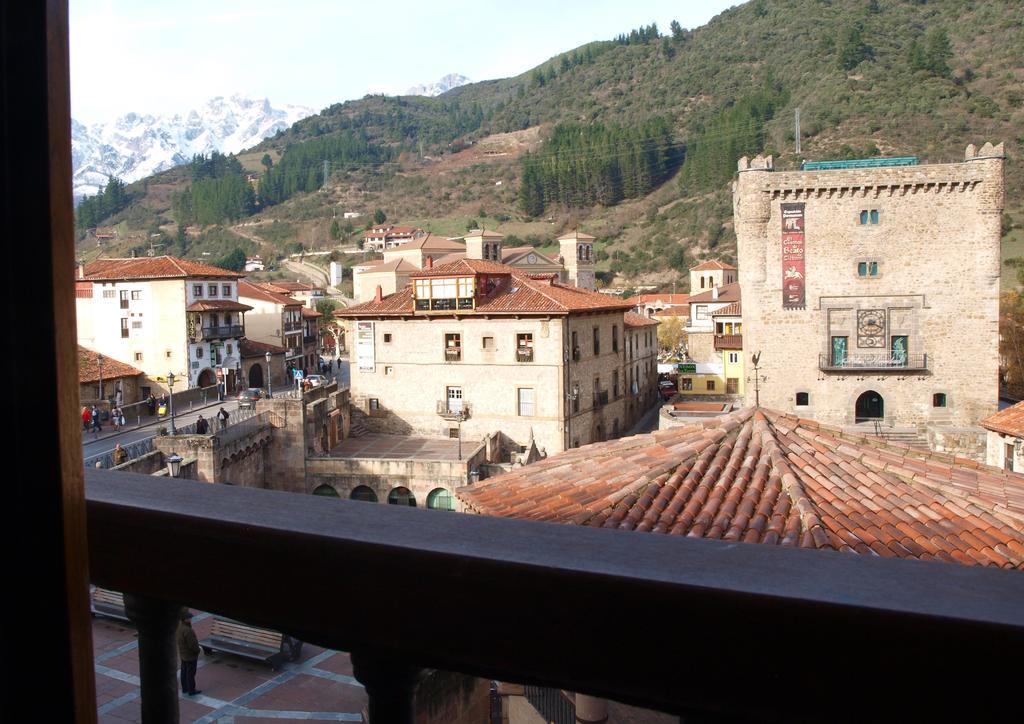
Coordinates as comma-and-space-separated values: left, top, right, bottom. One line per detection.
77, 260, 84, 279
374, 285, 383, 303
712, 287, 719, 300
426, 255, 433, 269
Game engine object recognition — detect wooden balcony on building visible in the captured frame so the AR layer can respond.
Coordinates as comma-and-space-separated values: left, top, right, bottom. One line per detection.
714, 334, 743, 351
84, 468, 1024, 723
202, 324, 244, 340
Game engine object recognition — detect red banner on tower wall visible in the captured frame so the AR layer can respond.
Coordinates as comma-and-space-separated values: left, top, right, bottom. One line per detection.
781, 203, 805, 309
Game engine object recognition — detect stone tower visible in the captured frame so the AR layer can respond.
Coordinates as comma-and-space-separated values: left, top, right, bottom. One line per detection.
558, 230, 596, 290
733, 145, 1005, 441
464, 228, 504, 262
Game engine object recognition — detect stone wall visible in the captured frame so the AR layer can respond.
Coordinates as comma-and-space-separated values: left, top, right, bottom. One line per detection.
734, 147, 1004, 432
927, 426, 987, 462
262, 397, 308, 493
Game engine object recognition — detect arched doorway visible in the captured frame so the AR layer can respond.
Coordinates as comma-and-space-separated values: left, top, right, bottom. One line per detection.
388, 487, 416, 507
427, 488, 454, 511
313, 484, 339, 497
197, 368, 216, 387
248, 363, 264, 389
855, 390, 884, 423
350, 485, 377, 503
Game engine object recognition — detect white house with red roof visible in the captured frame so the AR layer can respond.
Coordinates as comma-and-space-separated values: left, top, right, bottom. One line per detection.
337, 259, 660, 454
75, 256, 250, 394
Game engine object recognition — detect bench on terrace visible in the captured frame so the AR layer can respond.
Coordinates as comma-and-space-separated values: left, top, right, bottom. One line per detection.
90, 587, 129, 622
199, 617, 302, 670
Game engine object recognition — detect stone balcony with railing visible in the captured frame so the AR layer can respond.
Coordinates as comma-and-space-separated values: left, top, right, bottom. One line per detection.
436, 401, 470, 420
819, 352, 928, 372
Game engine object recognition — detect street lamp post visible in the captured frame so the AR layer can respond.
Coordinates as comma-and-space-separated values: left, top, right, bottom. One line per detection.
455, 409, 466, 461
97, 353, 104, 404
166, 453, 183, 478
265, 351, 272, 399
167, 371, 177, 434
566, 383, 579, 449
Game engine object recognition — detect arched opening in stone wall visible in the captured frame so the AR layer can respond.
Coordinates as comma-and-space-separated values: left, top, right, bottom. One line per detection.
350, 485, 377, 503
197, 368, 216, 388
427, 488, 454, 511
388, 487, 416, 507
313, 484, 339, 497
248, 363, 264, 389
855, 390, 884, 423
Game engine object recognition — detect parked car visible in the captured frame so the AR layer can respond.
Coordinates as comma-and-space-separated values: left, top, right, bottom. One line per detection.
305, 374, 325, 387
659, 379, 678, 401
237, 388, 262, 409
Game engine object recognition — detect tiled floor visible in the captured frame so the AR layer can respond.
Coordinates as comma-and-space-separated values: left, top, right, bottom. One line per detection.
93, 614, 366, 723
330, 433, 463, 460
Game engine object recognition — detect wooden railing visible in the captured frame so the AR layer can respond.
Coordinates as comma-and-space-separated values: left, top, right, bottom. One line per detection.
85, 469, 1024, 723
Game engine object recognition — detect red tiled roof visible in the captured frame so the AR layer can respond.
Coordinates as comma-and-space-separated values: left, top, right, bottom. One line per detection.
688, 282, 741, 304
78, 346, 144, 384
457, 407, 1024, 570
390, 233, 464, 252
691, 260, 737, 272
239, 337, 287, 358
624, 312, 659, 328
340, 260, 633, 317
82, 256, 245, 281
185, 299, 253, 313
301, 307, 322, 318
558, 230, 597, 241
627, 293, 690, 305
712, 301, 742, 316
982, 401, 1024, 438
654, 307, 689, 318
238, 280, 303, 307
271, 281, 321, 293
358, 258, 418, 273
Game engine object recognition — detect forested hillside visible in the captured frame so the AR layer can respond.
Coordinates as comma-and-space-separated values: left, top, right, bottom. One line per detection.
76, 0, 1024, 291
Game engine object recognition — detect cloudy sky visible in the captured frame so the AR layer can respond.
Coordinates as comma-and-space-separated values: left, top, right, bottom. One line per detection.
71, 0, 738, 123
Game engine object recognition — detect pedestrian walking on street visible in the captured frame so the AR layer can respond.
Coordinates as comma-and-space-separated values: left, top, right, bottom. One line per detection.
82, 406, 91, 433
195, 414, 209, 435
90, 405, 102, 435
216, 407, 229, 431
112, 444, 127, 466
176, 611, 201, 696
111, 405, 123, 432
147, 394, 157, 416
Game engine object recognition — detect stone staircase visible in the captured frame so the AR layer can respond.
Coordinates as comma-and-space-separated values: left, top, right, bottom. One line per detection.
844, 423, 930, 451
348, 408, 370, 438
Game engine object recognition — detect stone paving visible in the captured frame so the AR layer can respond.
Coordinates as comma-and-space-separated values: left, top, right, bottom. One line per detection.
93, 613, 367, 723
330, 433, 463, 460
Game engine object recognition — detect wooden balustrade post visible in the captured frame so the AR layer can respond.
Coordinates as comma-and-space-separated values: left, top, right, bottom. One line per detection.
124, 594, 182, 724
351, 651, 422, 724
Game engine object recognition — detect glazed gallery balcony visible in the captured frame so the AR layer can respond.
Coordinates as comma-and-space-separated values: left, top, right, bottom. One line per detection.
201, 324, 244, 340
84, 468, 1024, 723
819, 353, 928, 372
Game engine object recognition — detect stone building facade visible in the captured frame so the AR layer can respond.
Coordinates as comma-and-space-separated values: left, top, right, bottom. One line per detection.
733, 144, 1005, 432
338, 259, 659, 455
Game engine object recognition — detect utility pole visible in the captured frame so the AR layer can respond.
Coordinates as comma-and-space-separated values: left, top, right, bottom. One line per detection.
795, 108, 801, 156
322, 159, 329, 189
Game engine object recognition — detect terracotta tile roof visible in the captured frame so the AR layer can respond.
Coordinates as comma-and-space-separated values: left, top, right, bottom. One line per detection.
653, 307, 689, 318
624, 312, 659, 328
81, 256, 245, 281
185, 299, 253, 313
239, 337, 287, 358
627, 293, 690, 305
271, 281, 321, 293
982, 401, 1024, 438
691, 260, 737, 272
394, 233, 465, 252
558, 230, 597, 241
78, 346, 144, 384
457, 407, 1024, 570
301, 307, 322, 318
466, 228, 505, 238
340, 260, 633, 317
712, 301, 742, 316
688, 282, 741, 304
238, 280, 303, 307
358, 258, 418, 273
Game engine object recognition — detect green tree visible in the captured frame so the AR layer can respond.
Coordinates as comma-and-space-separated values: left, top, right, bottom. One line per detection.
838, 21, 873, 71
214, 248, 246, 272
261, 153, 273, 171
175, 224, 188, 255
924, 28, 953, 77
330, 218, 341, 240
669, 20, 684, 40
373, 208, 386, 224
657, 316, 686, 355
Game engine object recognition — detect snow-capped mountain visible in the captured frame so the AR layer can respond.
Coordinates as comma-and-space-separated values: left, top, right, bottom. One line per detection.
404, 73, 472, 97
72, 95, 313, 200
